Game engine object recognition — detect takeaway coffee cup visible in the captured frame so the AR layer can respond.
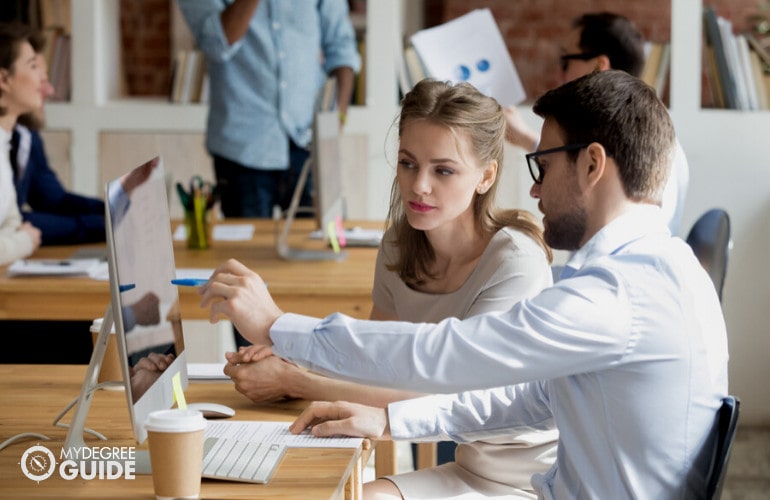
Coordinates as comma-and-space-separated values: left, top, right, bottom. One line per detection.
145, 409, 206, 500
90, 318, 122, 385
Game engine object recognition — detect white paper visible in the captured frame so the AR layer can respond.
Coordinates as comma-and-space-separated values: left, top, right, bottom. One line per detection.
410, 8, 526, 106
174, 224, 255, 242
7, 258, 102, 277
206, 420, 364, 449
188, 362, 229, 380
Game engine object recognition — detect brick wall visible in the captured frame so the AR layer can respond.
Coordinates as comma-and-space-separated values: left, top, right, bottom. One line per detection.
120, 0, 171, 96
438, 0, 764, 101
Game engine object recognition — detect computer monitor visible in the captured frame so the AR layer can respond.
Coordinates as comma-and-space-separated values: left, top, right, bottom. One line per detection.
65, 157, 188, 466
276, 110, 348, 261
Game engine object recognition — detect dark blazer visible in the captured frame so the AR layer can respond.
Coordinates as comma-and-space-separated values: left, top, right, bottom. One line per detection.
12, 126, 105, 245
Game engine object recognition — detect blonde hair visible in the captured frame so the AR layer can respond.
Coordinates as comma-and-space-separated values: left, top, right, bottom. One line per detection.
387, 79, 551, 286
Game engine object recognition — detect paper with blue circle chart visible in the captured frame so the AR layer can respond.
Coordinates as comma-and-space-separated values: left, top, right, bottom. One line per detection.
410, 8, 526, 106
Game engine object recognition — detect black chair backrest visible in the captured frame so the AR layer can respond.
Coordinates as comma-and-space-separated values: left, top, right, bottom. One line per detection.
705, 395, 740, 499
685, 208, 731, 302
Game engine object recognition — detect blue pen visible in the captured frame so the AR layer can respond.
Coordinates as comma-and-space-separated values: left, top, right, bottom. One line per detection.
119, 283, 136, 292
171, 278, 209, 287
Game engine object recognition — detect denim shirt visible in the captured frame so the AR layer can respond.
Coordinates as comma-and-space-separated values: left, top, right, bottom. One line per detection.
178, 0, 360, 170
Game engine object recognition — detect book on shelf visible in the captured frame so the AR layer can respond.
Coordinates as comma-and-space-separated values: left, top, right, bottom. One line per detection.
39, 0, 71, 34
749, 49, 769, 110
702, 6, 770, 110
48, 32, 70, 102
744, 30, 770, 70
641, 42, 663, 87
169, 49, 208, 104
641, 42, 670, 100
703, 6, 739, 109
354, 38, 366, 105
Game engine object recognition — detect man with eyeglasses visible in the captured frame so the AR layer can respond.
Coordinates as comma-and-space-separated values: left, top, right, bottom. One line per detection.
199, 70, 728, 499
506, 12, 690, 237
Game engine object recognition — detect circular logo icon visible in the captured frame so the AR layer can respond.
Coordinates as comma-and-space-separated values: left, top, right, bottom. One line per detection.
20, 445, 56, 482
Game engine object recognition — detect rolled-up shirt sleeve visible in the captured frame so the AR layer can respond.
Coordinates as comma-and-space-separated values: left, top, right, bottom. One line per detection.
177, 0, 243, 62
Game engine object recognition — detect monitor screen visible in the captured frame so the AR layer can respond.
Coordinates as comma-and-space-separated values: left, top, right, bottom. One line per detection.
104, 156, 188, 444
276, 110, 347, 260
312, 110, 345, 233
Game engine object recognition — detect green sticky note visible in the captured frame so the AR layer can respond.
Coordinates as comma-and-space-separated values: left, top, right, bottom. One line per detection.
172, 372, 187, 409
327, 221, 341, 253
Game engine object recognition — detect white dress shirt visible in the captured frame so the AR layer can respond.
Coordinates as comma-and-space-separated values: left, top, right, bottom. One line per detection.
272, 205, 728, 499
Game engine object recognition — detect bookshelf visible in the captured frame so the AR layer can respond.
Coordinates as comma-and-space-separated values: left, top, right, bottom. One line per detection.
44, 0, 401, 220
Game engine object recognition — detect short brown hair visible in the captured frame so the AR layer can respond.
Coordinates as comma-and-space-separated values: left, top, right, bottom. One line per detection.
533, 70, 674, 204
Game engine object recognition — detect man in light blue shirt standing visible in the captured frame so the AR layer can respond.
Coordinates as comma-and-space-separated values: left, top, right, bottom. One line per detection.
177, 0, 360, 218
199, 71, 728, 499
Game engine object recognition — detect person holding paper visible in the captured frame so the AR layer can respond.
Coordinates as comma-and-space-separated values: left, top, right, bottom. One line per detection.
224, 79, 557, 498
505, 12, 689, 236
0, 23, 41, 265
200, 71, 727, 499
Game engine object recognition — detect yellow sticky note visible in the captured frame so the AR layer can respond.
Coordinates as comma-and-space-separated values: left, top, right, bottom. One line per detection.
172, 372, 187, 409
327, 221, 341, 253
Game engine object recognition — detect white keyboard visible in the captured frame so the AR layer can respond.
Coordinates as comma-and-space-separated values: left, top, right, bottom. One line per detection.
201, 437, 286, 484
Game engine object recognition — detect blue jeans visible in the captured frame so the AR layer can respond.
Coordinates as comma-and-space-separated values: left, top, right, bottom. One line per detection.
213, 142, 312, 218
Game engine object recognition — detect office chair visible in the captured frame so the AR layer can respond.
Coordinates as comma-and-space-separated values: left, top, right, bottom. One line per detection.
685, 208, 732, 302
705, 395, 741, 499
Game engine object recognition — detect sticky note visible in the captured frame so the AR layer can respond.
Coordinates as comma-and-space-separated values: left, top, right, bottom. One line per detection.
172, 371, 187, 409
327, 221, 341, 253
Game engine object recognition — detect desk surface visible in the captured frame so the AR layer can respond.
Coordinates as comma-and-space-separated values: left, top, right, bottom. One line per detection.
0, 364, 366, 499
0, 219, 380, 321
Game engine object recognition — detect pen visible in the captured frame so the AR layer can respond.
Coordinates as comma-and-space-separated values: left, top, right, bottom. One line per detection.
119, 283, 136, 292
171, 278, 209, 287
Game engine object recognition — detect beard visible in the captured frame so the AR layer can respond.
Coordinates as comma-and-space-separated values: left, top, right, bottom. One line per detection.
543, 205, 588, 251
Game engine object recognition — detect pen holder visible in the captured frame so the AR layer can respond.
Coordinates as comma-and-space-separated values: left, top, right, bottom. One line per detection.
184, 195, 210, 250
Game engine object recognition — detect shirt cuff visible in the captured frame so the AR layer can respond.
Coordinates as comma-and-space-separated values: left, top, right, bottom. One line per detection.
387, 395, 445, 441
270, 313, 320, 364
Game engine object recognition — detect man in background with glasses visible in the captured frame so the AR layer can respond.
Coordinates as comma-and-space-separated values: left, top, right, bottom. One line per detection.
506, 12, 690, 237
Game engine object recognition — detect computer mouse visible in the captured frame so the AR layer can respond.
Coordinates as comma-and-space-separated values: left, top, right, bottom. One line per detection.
187, 402, 236, 419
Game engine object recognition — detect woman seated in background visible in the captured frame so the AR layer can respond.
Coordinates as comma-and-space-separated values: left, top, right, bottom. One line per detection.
6, 21, 105, 246
224, 79, 557, 499
0, 23, 41, 264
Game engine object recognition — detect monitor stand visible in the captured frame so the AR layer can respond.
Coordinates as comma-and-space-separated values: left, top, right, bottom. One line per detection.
276, 156, 347, 261
62, 304, 152, 474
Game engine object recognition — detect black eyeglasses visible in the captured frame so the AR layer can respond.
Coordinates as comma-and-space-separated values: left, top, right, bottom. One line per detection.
559, 52, 600, 72
525, 144, 589, 184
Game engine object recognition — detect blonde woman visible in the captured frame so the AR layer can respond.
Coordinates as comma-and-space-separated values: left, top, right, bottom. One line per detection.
225, 79, 557, 498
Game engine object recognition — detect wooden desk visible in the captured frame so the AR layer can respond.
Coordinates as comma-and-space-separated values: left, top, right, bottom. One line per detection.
0, 364, 368, 499
0, 219, 379, 321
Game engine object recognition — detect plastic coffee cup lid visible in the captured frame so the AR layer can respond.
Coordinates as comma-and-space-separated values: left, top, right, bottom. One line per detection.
145, 409, 206, 433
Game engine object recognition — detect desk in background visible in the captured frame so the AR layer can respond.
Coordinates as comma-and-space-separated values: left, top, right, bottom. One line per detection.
0, 219, 379, 322
0, 364, 367, 499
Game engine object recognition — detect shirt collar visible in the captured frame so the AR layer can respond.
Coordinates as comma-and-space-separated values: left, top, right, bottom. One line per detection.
564, 204, 669, 273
